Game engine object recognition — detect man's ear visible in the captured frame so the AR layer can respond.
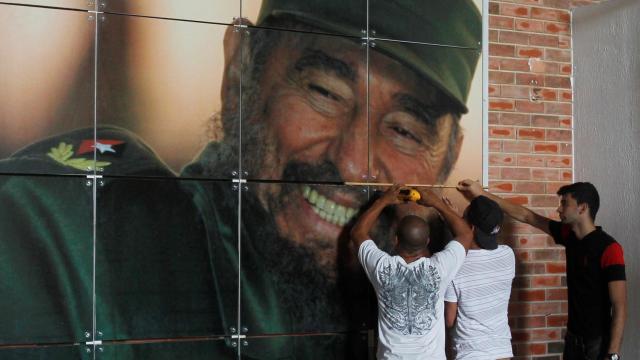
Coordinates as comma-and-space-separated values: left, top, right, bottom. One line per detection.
221, 18, 253, 109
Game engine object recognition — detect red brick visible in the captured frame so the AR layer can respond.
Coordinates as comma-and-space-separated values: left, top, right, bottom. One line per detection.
530, 33, 559, 47
517, 154, 545, 167
489, 1, 499, 14
516, 181, 546, 194
560, 117, 572, 127
545, 102, 572, 115
532, 168, 560, 181
546, 129, 572, 141
560, 90, 572, 101
546, 181, 569, 194
489, 154, 515, 166
532, 115, 560, 128
516, 73, 545, 86
531, 7, 570, 22
505, 195, 530, 205
531, 328, 562, 341
546, 22, 570, 35
562, 170, 573, 180
534, 143, 559, 153
516, 100, 545, 113
541, 88, 558, 101
547, 314, 568, 327
559, 35, 571, 48
490, 15, 515, 29
489, 139, 502, 151
489, 112, 499, 124
515, 316, 547, 329
517, 262, 547, 275
518, 128, 545, 140
501, 3, 530, 17
500, 30, 530, 45
488, 166, 501, 178
516, 19, 545, 32
501, 113, 530, 126
532, 249, 563, 261
501, 85, 530, 99
517, 46, 544, 58
546, 48, 571, 62
490, 43, 516, 57
546, 156, 572, 168
490, 181, 515, 193
489, 85, 499, 96
489, 58, 500, 70
504, 140, 532, 153
543, 0, 570, 9
490, 100, 515, 111
560, 64, 572, 74
500, 58, 530, 71
509, 302, 532, 316
545, 75, 571, 88
517, 234, 548, 247
489, 70, 515, 84
531, 302, 562, 317
514, 342, 546, 355
489, 29, 499, 42
532, 195, 559, 207
490, 126, 515, 139
502, 167, 531, 180
547, 288, 568, 301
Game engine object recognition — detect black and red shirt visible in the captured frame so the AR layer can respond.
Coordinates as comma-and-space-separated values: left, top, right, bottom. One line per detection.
549, 221, 625, 339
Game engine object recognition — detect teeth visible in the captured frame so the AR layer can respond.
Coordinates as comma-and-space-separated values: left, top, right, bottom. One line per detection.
301, 185, 359, 227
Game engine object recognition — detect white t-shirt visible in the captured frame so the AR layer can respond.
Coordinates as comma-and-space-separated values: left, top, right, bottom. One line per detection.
358, 239, 466, 360
444, 245, 515, 360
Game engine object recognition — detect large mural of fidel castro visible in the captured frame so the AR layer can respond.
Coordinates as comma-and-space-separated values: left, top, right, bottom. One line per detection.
0, 0, 482, 358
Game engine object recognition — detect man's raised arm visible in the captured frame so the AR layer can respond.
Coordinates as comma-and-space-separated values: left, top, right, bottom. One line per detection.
350, 185, 403, 248
457, 179, 552, 235
417, 188, 473, 251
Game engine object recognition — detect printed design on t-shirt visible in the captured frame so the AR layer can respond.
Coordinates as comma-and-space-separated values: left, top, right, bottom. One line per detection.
379, 261, 441, 335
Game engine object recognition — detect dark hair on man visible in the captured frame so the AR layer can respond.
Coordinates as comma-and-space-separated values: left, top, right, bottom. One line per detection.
557, 182, 600, 221
397, 215, 430, 252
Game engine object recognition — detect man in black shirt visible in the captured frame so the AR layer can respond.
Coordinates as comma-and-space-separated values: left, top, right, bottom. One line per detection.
457, 180, 626, 360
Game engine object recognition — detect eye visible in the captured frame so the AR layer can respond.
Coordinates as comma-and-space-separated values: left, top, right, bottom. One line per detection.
308, 83, 341, 101
391, 125, 422, 144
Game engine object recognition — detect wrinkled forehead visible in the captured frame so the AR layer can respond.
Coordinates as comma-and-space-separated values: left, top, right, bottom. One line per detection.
273, 31, 440, 99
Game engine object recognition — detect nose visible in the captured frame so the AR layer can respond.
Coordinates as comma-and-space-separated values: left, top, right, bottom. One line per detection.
327, 108, 368, 182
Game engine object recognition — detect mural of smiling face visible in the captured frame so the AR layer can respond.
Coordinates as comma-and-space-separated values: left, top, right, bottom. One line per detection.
233, 29, 463, 274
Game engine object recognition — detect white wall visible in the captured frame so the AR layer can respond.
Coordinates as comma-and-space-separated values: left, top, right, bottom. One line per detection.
573, 0, 640, 357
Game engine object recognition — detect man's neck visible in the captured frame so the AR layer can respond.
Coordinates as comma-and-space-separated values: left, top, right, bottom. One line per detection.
398, 249, 431, 263
571, 219, 597, 240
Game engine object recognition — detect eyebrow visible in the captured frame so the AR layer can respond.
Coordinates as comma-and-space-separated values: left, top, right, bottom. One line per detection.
293, 49, 356, 83
393, 93, 440, 128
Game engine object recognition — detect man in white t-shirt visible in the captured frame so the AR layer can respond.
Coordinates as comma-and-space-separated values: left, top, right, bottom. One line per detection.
444, 195, 515, 360
351, 186, 474, 360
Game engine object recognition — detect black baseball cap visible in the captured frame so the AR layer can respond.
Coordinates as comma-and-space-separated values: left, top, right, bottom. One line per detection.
466, 196, 504, 250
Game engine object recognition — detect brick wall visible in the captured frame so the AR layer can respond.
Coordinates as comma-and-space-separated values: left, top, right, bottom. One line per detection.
488, 0, 601, 358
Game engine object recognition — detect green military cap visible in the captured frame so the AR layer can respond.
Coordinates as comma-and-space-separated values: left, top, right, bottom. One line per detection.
257, 0, 481, 113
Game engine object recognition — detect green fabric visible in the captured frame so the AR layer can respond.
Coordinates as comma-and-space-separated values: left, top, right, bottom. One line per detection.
0, 126, 367, 358
257, 0, 482, 112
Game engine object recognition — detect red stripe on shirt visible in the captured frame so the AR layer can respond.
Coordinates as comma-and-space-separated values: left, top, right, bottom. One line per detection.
601, 242, 625, 268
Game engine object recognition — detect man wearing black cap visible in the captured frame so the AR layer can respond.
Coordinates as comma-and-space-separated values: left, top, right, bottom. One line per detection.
457, 179, 626, 360
444, 195, 515, 360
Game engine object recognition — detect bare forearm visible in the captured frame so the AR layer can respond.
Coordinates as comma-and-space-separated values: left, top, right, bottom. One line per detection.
608, 304, 626, 353
430, 200, 472, 250
351, 199, 387, 247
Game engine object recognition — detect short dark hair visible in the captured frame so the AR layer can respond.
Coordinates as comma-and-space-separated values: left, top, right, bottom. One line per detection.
397, 215, 430, 252
557, 182, 600, 221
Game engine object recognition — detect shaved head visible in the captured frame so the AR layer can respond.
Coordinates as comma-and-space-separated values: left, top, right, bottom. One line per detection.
397, 215, 430, 252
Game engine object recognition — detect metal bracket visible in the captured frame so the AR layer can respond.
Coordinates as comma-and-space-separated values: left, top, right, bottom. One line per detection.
232, 179, 247, 184
86, 340, 103, 345
86, 175, 104, 179
230, 334, 247, 340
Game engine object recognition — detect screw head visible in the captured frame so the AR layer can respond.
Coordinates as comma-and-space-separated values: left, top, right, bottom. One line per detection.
85, 347, 92, 353
231, 171, 238, 176
242, 340, 249, 346
231, 341, 238, 348
229, 326, 236, 334
241, 326, 248, 333
85, 332, 91, 338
